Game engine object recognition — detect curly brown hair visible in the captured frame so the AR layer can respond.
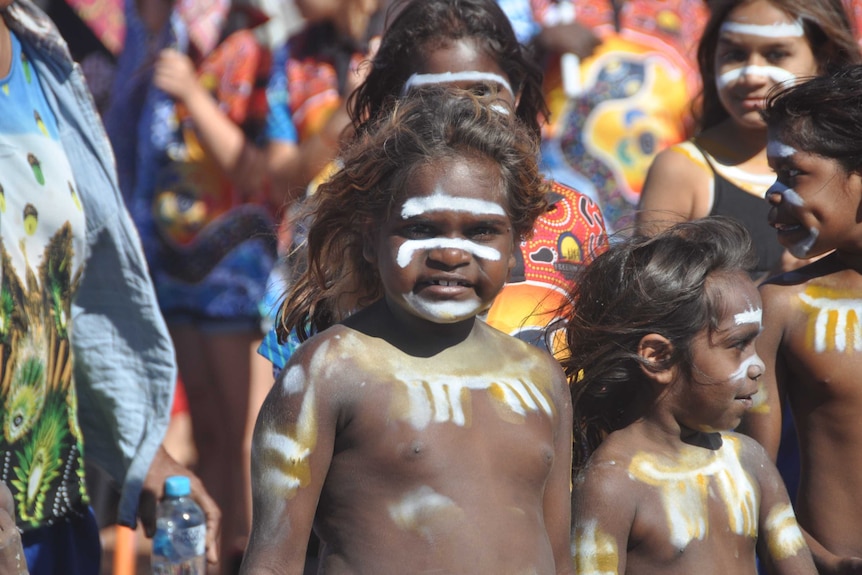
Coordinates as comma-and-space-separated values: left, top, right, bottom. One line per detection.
278, 86, 549, 341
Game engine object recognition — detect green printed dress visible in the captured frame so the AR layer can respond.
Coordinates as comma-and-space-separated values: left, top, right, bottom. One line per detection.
0, 32, 89, 530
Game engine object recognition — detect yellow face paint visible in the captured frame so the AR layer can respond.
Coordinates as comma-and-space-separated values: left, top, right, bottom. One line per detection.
572, 519, 619, 575
628, 435, 757, 549
765, 503, 805, 561
798, 286, 862, 353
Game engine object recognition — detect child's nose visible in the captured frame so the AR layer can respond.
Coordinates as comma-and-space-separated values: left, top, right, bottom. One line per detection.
747, 354, 765, 381
765, 181, 789, 205
428, 245, 472, 268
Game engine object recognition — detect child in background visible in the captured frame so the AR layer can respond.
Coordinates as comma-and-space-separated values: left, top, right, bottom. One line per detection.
241, 89, 573, 574
746, 64, 862, 571
562, 217, 815, 574
638, 0, 860, 280
281, 0, 605, 352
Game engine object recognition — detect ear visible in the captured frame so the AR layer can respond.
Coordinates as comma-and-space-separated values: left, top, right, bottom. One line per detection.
637, 333, 675, 385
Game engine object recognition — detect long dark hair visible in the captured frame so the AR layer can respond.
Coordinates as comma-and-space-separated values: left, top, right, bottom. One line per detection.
561, 217, 756, 471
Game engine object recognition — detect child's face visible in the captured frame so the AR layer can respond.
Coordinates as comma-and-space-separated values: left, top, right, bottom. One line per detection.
368, 156, 516, 325
714, 0, 817, 130
675, 272, 765, 433
407, 39, 516, 110
766, 129, 862, 258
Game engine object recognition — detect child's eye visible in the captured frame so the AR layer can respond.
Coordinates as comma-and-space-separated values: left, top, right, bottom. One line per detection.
718, 48, 747, 64
766, 49, 791, 63
401, 223, 437, 239
468, 225, 505, 241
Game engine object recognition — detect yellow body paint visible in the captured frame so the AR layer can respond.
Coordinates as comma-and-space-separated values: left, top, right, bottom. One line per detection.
765, 503, 805, 561
258, 364, 319, 500
798, 286, 862, 353
628, 435, 757, 549
572, 519, 619, 575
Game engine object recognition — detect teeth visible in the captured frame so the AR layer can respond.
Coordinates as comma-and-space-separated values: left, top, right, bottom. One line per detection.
431, 280, 465, 287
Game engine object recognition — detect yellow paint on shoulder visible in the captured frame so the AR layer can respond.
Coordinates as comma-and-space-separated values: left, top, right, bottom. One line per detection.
765, 503, 805, 561
798, 286, 862, 354
628, 435, 757, 549
572, 519, 619, 575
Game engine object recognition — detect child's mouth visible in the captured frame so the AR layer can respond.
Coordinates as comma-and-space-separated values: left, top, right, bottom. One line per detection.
428, 279, 471, 287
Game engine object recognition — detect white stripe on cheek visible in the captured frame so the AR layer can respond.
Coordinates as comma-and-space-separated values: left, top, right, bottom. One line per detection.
717, 65, 796, 89
402, 71, 514, 97
720, 20, 804, 38
766, 140, 797, 158
734, 307, 762, 326
401, 191, 506, 219
396, 238, 501, 268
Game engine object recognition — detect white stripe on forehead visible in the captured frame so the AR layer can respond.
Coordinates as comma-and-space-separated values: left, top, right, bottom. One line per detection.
396, 238, 502, 268
402, 71, 514, 98
767, 140, 797, 158
720, 20, 805, 38
401, 188, 506, 219
717, 65, 797, 89
734, 307, 762, 326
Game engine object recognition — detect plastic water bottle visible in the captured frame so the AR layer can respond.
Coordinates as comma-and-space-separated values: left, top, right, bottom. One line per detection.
151, 475, 206, 574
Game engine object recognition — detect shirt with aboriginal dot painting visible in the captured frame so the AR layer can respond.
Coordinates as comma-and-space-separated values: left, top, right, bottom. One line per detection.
0, 30, 89, 531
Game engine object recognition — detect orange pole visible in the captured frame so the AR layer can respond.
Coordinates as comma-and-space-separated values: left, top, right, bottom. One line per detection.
112, 525, 138, 575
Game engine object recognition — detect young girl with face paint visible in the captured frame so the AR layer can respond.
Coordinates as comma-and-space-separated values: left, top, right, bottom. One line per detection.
562, 217, 815, 575
637, 0, 860, 281
739, 64, 862, 572
349, 0, 608, 350
242, 88, 574, 574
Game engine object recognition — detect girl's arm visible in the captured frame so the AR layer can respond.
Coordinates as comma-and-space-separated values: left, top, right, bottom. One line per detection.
636, 144, 712, 235
241, 339, 339, 575
743, 436, 815, 574
571, 460, 635, 575
542, 361, 576, 575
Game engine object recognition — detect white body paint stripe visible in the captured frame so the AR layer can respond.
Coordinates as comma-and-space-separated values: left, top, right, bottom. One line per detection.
717, 65, 796, 89
734, 307, 763, 326
401, 191, 506, 219
403, 71, 514, 97
397, 238, 501, 267
766, 140, 797, 158
798, 292, 862, 352
720, 20, 805, 38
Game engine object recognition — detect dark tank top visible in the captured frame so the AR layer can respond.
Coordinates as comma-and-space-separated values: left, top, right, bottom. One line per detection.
698, 146, 783, 276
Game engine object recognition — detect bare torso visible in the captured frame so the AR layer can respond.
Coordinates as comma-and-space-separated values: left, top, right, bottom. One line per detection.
762, 256, 862, 556
245, 313, 572, 575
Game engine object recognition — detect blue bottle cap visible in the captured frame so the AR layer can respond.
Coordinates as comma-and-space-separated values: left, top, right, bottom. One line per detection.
164, 475, 191, 497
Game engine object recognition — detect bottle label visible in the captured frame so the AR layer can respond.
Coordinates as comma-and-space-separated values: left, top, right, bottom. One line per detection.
176, 523, 206, 557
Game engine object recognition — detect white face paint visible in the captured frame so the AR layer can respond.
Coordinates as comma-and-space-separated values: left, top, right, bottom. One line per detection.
767, 180, 804, 207
766, 180, 818, 257
766, 140, 797, 159
396, 238, 502, 268
401, 292, 485, 323
717, 65, 797, 89
728, 353, 765, 384
402, 71, 514, 98
401, 187, 507, 219
734, 306, 763, 327
720, 19, 805, 38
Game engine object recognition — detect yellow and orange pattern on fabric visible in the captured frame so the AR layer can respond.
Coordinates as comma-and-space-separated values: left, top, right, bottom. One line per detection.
486, 182, 607, 350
